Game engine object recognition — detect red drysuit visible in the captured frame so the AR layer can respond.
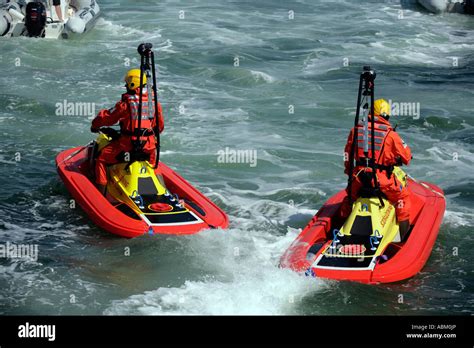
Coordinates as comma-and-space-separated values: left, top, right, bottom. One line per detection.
341, 115, 412, 222
91, 90, 164, 186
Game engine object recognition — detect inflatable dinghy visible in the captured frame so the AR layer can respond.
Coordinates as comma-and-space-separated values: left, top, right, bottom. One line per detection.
402, 0, 474, 14
0, 0, 100, 39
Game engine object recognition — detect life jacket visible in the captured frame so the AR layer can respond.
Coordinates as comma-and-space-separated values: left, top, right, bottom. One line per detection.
354, 115, 393, 171
120, 91, 156, 141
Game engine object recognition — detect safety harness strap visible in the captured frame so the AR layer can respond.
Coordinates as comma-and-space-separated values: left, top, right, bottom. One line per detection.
120, 129, 155, 136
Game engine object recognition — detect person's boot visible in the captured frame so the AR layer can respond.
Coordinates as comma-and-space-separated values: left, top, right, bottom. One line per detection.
399, 220, 410, 242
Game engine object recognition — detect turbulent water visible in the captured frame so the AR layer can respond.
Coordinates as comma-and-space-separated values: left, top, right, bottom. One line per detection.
0, 0, 473, 315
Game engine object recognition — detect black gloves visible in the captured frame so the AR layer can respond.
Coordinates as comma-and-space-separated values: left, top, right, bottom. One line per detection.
395, 156, 403, 166
100, 127, 120, 141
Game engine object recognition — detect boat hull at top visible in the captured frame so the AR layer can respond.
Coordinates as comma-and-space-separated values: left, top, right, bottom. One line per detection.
280, 178, 445, 284
56, 146, 229, 238
0, 0, 100, 39
418, 0, 466, 13
401, 0, 473, 14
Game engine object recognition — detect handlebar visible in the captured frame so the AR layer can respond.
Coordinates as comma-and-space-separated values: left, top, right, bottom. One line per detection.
138, 43, 153, 57
362, 65, 376, 81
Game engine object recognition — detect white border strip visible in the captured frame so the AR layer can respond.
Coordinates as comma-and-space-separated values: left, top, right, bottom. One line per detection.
141, 210, 204, 227
312, 254, 377, 271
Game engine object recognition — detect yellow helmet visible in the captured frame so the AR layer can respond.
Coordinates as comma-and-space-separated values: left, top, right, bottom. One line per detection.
374, 99, 390, 117
124, 69, 146, 90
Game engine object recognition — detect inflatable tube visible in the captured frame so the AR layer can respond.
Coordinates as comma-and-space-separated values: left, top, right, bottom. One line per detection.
0, 12, 11, 36
280, 178, 445, 284
66, 0, 100, 34
56, 147, 229, 238
417, 0, 465, 13
8, 7, 24, 21
419, 0, 449, 12
0, 2, 22, 37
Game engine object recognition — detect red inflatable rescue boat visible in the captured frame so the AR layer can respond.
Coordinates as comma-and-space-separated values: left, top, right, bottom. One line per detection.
56, 146, 229, 238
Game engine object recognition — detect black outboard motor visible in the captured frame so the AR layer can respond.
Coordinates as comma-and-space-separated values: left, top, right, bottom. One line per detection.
25, 1, 46, 37
465, 0, 474, 15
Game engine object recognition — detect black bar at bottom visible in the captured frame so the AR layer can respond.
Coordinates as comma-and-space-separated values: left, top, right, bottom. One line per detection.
0, 315, 470, 346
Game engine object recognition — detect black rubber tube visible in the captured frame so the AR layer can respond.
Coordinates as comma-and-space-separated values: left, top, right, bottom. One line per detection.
136, 54, 145, 152
348, 74, 364, 206
151, 51, 160, 168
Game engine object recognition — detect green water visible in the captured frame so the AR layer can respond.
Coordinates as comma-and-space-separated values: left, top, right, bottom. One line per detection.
0, 0, 472, 315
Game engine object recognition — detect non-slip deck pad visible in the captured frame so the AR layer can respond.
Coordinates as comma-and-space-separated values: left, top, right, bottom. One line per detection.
315, 234, 383, 269
144, 212, 199, 224
133, 194, 201, 225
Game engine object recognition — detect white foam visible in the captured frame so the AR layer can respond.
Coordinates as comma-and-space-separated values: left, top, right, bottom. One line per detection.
250, 70, 275, 83
206, 26, 266, 46
104, 226, 324, 315
0, 154, 17, 164
104, 189, 325, 315
94, 18, 162, 41
444, 210, 474, 227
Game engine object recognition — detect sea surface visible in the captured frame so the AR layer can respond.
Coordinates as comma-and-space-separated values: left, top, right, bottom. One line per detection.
0, 0, 472, 315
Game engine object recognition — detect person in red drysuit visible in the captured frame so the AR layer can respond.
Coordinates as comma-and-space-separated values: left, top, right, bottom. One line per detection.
341, 99, 412, 236
90, 69, 164, 194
